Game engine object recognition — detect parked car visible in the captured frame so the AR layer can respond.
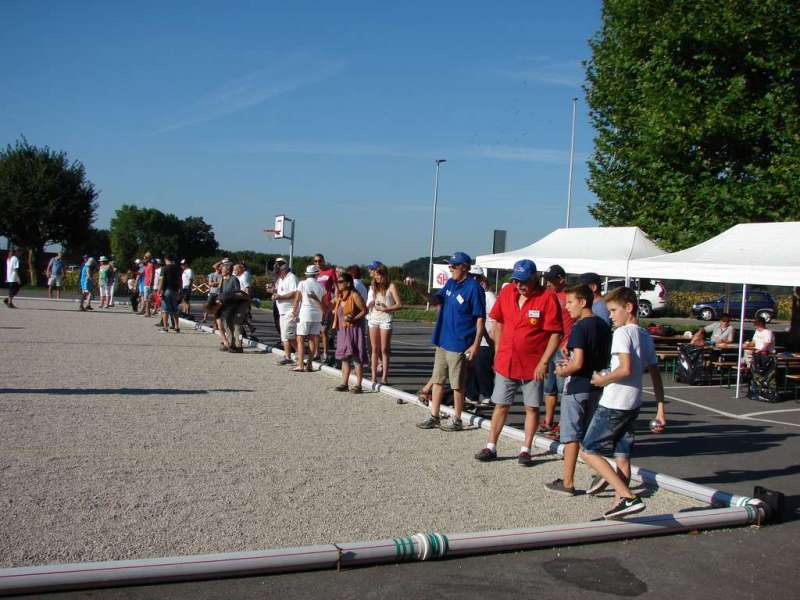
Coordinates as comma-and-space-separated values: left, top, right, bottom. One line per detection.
602, 278, 667, 317
691, 290, 776, 322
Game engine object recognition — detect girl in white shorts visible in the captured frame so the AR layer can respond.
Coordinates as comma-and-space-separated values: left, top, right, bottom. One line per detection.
366, 264, 402, 386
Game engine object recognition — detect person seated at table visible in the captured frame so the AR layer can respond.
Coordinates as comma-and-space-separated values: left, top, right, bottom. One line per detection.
690, 313, 735, 347
745, 316, 774, 353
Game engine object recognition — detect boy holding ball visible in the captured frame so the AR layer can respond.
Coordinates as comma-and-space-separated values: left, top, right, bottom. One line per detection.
580, 286, 666, 519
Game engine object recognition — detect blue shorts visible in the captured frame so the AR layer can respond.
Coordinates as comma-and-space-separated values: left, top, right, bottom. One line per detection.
581, 405, 639, 458
161, 289, 179, 315
544, 356, 565, 395
559, 390, 601, 444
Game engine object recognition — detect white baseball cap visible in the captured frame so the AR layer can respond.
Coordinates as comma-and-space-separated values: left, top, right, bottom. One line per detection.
305, 264, 320, 276
469, 266, 485, 276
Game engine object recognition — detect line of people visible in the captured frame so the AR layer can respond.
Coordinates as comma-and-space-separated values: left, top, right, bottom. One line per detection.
406, 251, 666, 520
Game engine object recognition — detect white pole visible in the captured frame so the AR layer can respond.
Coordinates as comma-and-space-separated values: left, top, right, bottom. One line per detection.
427, 159, 446, 310
288, 219, 295, 271
565, 97, 577, 228
735, 283, 747, 398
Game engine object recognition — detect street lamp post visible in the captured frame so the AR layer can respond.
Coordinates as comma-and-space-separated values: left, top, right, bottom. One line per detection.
427, 159, 446, 310
565, 97, 578, 228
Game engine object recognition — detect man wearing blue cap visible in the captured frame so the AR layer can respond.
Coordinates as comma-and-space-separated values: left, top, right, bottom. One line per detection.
474, 259, 562, 465
406, 251, 486, 431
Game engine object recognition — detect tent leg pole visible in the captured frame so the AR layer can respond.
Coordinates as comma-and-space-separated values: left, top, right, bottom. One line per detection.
736, 283, 747, 399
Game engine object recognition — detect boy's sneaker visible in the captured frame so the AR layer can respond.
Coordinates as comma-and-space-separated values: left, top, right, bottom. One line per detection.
416, 415, 440, 429
474, 447, 497, 461
544, 479, 576, 496
440, 418, 463, 432
517, 451, 534, 466
586, 475, 609, 496
603, 496, 645, 519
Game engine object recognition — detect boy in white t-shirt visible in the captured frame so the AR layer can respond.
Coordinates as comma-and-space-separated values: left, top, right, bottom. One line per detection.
580, 286, 666, 519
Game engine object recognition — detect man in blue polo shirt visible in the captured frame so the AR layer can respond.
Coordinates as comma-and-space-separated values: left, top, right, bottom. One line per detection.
407, 251, 486, 431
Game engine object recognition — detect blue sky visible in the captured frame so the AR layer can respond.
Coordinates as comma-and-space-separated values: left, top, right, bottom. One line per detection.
1, 0, 603, 265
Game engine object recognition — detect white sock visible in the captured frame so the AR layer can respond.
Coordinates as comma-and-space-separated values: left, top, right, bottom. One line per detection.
520, 446, 531, 454
486, 443, 496, 452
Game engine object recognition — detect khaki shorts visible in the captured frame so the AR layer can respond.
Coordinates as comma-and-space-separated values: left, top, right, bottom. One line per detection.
431, 346, 466, 390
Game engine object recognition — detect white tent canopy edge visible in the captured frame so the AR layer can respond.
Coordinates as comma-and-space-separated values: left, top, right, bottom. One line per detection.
475, 226, 666, 277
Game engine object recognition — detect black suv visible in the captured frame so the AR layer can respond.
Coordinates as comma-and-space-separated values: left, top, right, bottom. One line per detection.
691, 290, 776, 322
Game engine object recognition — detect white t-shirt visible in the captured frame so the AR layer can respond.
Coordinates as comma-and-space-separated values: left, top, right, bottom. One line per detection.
481, 290, 497, 347
6, 256, 20, 284
181, 268, 193, 288
237, 270, 253, 293
297, 277, 325, 322
600, 324, 657, 411
752, 328, 774, 352
153, 267, 162, 289
275, 272, 299, 315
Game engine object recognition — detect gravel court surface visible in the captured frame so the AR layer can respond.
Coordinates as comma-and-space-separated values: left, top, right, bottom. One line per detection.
0, 302, 698, 568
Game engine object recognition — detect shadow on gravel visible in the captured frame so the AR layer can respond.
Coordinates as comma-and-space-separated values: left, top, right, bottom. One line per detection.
0, 387, 254, 395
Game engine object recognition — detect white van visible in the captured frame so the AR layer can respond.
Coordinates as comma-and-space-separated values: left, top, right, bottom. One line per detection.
602, 278, 667, 317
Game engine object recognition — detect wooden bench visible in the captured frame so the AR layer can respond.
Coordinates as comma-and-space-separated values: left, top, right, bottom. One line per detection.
711, 361, 739, 387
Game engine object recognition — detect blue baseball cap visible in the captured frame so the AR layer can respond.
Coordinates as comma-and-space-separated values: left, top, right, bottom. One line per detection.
367, 260, 383, 270
511, 259, 537, 281
447, 251, 472, 266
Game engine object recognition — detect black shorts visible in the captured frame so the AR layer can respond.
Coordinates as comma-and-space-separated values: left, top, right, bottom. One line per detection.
8, 282, 20, 296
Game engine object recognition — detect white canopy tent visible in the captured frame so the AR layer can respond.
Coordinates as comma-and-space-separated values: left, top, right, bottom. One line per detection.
475, 226, 666, 277
627, 222, 800, 286
628, 222, 800, 398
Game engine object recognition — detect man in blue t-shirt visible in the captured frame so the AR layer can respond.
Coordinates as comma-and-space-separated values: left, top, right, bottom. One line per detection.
407, 251, 486, 431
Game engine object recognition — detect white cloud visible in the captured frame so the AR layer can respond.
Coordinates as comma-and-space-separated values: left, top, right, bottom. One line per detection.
496, 58, 584, 88
152, 54, 346, 134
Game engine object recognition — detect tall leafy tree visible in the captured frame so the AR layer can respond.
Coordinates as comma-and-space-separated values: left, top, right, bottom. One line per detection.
0, 138, 97, 283
585, 0, 800, 251
110, 204, 219, 267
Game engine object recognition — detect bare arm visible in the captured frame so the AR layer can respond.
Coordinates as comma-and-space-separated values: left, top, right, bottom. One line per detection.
383, 284, 403, 312
649, 364, 666, 428
556, 347, 584, 377
466, 317, 485, 362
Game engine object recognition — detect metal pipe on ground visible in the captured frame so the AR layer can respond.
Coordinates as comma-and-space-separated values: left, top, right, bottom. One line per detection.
0, 506, 764, 596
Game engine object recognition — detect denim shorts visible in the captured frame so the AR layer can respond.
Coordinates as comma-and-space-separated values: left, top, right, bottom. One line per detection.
161, 289, 179, 315
492, 373, 543, 408
581, 405, 639, 458
559, 390, 601, 444
544, 356, 565, 395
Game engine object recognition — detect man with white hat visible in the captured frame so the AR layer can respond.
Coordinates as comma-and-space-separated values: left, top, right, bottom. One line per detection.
272, 257, 299, 365
291, 264, 328, 372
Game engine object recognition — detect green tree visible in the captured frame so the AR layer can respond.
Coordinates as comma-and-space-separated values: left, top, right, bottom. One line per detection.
64, 227, 111, 260
109, 204, 219, 267
585, 0, 800, 251
0, 138, 97, 284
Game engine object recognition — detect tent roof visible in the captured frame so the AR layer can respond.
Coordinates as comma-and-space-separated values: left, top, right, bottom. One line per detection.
627, 222, 800, 287
475, 227, 665, 277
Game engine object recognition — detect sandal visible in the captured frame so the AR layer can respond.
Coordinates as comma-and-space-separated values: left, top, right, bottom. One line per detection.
290, 366, 305, 372
335, 384, 349, 392
305, 363, 315, 372
350, 386, 363, 394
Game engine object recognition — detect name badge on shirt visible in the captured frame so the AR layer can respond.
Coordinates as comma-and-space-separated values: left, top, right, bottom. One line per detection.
445, 289, 452, 296
456, 294, 464, 304
528, 309, 540, 327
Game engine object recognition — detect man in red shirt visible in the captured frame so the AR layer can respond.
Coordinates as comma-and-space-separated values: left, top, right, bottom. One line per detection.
313, 253, 337, 364
475, 259, 562, 465
541, 264, 574, 437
